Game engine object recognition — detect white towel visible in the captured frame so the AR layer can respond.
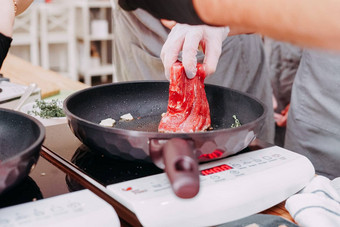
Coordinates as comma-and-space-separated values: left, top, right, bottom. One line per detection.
285, 175, 340, 227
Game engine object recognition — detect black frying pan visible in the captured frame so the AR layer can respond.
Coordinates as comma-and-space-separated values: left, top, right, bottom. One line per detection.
0, 108, 45, 194
64, 81, 266, 198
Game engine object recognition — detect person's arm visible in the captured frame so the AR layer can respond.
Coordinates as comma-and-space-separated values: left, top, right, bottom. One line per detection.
0, 0, 34, 37
160, 19, 255, 36
0, 0, 33, 68
0, 0, 15, 68
119, 0, 340, 51
193, 0, 340, 51
0, 0, 16, 37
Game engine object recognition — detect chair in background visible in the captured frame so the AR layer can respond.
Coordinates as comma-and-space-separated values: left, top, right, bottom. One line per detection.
39, 2, 78, 81
11, 4, 39, 66
75, 0, 115, 85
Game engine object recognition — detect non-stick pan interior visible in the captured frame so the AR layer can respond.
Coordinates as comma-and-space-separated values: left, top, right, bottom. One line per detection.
0, 109, 44, 161
65, 82, 264, 133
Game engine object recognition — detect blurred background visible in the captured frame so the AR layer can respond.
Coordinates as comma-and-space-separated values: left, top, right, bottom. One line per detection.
10, 0, 114, 86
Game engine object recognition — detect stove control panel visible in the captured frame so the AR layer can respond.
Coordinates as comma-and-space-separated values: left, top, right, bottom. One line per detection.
0, 189, 120, 227
107, 146, 315, 227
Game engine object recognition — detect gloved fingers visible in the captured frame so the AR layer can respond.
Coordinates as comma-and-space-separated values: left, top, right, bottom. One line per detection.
202, 37, 223, 76
162, 24, 228, 80
161, 45, 183, 80
202, 26, 229, 76
182, 27, 203, 78
277, 113, 288, 127
274, 103, 290, 127
161, 26, 186, 80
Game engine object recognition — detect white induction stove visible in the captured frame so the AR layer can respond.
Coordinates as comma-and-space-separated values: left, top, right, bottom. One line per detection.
107, 146, 314, 226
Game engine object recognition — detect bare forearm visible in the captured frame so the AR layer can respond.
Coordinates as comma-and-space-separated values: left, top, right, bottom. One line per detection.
0, 0, 15, 37
0, 0, 34, 37
193, 0, 340, 50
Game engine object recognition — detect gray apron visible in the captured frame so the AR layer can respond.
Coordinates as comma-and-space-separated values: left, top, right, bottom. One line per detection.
112, 4, 275, 143
264, 39, 302, 146
285, 49, 340, 179
265, 39, 302, 112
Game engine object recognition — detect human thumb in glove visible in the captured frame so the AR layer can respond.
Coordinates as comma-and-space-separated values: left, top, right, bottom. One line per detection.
161, 24, 230, 79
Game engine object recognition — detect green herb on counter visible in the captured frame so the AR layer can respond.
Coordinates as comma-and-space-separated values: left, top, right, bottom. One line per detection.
28, 99, 65, 119
231, 115, 242, 128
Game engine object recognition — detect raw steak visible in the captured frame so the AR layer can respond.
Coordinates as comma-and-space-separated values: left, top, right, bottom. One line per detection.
158, 61, 211, 133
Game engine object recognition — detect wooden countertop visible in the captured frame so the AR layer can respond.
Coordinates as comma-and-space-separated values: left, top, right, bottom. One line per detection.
262, 201, 294, 222
0, 54, 89, 98
1, 54, 296, 225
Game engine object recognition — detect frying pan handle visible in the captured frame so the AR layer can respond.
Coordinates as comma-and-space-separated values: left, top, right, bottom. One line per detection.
162, 138, 200, 199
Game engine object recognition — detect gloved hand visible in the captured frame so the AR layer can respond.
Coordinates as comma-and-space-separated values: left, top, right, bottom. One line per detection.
274, 104, 290, 127
161, 24, 230, 79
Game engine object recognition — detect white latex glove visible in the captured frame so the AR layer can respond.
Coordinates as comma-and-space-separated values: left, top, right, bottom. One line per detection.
161, 23, 230, 79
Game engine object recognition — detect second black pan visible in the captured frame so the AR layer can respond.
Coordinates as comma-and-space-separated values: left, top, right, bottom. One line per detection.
0, 108, 45, 195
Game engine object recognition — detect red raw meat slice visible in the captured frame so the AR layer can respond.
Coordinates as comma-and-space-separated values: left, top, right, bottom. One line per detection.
158, 61, 211, 133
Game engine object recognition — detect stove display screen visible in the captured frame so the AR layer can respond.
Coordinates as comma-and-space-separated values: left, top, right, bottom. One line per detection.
200, 164, 233, 176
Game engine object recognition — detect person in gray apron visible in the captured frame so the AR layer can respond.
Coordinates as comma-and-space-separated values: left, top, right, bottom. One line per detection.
264, 39, 302, 146
285, 50, 340, 179
111, 2, 275, 143
265, 39, 302, 113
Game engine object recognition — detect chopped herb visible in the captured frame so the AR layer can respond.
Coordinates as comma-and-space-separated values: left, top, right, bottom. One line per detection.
231, 115, 242, 128
28, 99, 65, 119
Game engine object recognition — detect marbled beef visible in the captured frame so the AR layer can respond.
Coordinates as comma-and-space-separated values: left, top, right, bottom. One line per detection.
158, 61, 211, 133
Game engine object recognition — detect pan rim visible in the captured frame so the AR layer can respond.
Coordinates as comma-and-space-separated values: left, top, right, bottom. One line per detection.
63, 81, 267, 137
0, 107, 45, 164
